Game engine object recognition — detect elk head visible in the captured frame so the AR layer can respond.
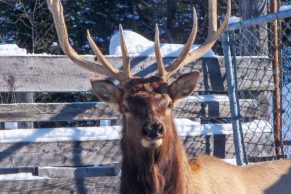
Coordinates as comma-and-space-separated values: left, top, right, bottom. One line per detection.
47, 0, 230, 151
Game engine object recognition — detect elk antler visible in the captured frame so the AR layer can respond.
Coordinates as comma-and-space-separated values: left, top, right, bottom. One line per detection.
156, 0, 231, 80
48, 0, 230, 82
47, 0, 131, 82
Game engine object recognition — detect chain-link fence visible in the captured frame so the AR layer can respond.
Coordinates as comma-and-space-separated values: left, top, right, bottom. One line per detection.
281, 13, 291, 158
224, 7, 291, 162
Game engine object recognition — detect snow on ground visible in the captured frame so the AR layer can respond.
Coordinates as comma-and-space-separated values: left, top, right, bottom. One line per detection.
183, 94, 231, 103
0, 119, 271, 143
109, 30, 215, 57
279, 5, 291, 12
0, 44, 27, 55
0, 173, 47, 181
229, 16, 241, 24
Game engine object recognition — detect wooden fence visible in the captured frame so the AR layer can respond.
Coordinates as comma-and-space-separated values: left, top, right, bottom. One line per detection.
0, 55, 275, 193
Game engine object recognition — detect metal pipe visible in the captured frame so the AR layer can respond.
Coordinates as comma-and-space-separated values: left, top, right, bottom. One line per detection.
230, 35, 248, 164
271, 0, 283, 160
222, 31, 246, 165
226, 8, 291, 32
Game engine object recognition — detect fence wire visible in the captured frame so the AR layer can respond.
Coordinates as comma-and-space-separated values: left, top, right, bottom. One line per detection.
281, 15, 291, 158
226, 9, 291, 160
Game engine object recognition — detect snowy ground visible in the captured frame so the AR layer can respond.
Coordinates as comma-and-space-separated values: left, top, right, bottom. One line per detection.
0, 173, 47, 181
279, 5, 291, 12
109, 30, 215, 57
0, 118, 271, 143
0, 44, 26, 55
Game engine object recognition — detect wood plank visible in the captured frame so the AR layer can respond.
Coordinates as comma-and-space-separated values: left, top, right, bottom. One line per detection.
38, 164, 121, 178
0, 56, 273, 92
0, 99, 266, 122
0, 176, 120, 193
0, 140, 122, 167
0, 120, 273, 167
0, 167, 36, 175
0, 132, 274, 168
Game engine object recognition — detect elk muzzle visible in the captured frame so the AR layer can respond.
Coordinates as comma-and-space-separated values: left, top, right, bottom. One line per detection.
141, 122, 164, 148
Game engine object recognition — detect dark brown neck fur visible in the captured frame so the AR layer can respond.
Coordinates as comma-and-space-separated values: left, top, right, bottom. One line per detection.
120, 118, 188, 194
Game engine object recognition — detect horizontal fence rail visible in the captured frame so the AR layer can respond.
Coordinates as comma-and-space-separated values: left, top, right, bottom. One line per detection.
0, 97, 266, 122
0, 177, 120, 193
0, 56, 273, 92
0, 119, 273, 168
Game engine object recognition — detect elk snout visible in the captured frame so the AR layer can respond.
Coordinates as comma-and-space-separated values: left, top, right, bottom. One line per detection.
141, 122, 164, 139
141, 122, 164, 148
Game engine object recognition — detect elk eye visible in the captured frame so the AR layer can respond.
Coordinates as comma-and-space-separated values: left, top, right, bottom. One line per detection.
121, 105, 129, 113
168, 102, 174, 109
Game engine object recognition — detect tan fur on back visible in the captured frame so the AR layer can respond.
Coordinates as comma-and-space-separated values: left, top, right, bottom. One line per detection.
188, 155, 291, 194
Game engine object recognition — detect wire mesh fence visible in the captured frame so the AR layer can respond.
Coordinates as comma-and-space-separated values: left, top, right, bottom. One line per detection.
225, 7, 291, 160
281, 15, 291, 158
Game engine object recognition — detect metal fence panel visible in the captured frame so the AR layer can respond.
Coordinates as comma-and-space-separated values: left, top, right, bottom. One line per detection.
225, 7, 291, 160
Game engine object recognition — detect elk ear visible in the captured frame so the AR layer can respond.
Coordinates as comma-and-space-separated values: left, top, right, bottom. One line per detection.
90, 78, 123, 104
168, 71, 200, 101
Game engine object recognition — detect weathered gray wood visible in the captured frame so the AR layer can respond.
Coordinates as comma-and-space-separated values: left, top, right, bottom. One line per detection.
38, 164, 120, 178
255, 91, 272, 121
15, 92, 34, 129
0, 167, 36, 174
0, 165, 120, 178
0, 132, 274, 167
0, 140, 121, 167
0, 177, 120, 193
0, 99, 266, 122
0, 56, 273, 92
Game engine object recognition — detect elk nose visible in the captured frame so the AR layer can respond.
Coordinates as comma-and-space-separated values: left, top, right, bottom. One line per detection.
141, 122, 164, 139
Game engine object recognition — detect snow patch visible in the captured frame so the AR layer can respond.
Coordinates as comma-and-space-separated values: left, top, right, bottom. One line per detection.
0, 44, 27, 55
229, 16, 241, 24
109, 30, 215, 57
4, 122, 18, 130
183, 95, 229, 103
0, 120, 271, 143
279, 5, 291, 12
0, 173, 47, 181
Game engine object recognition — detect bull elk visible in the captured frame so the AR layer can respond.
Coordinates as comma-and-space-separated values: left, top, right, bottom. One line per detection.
47, 0, 291, 193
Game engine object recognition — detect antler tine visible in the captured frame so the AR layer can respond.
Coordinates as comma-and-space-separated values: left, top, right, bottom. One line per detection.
119, 25, 131, 81
47, 0, 124, 82
208, 0, 218, 38
165, 0, 231, 78
164, 7, 198, 79
154, 24, 166, 79
86, 30, 124, 81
